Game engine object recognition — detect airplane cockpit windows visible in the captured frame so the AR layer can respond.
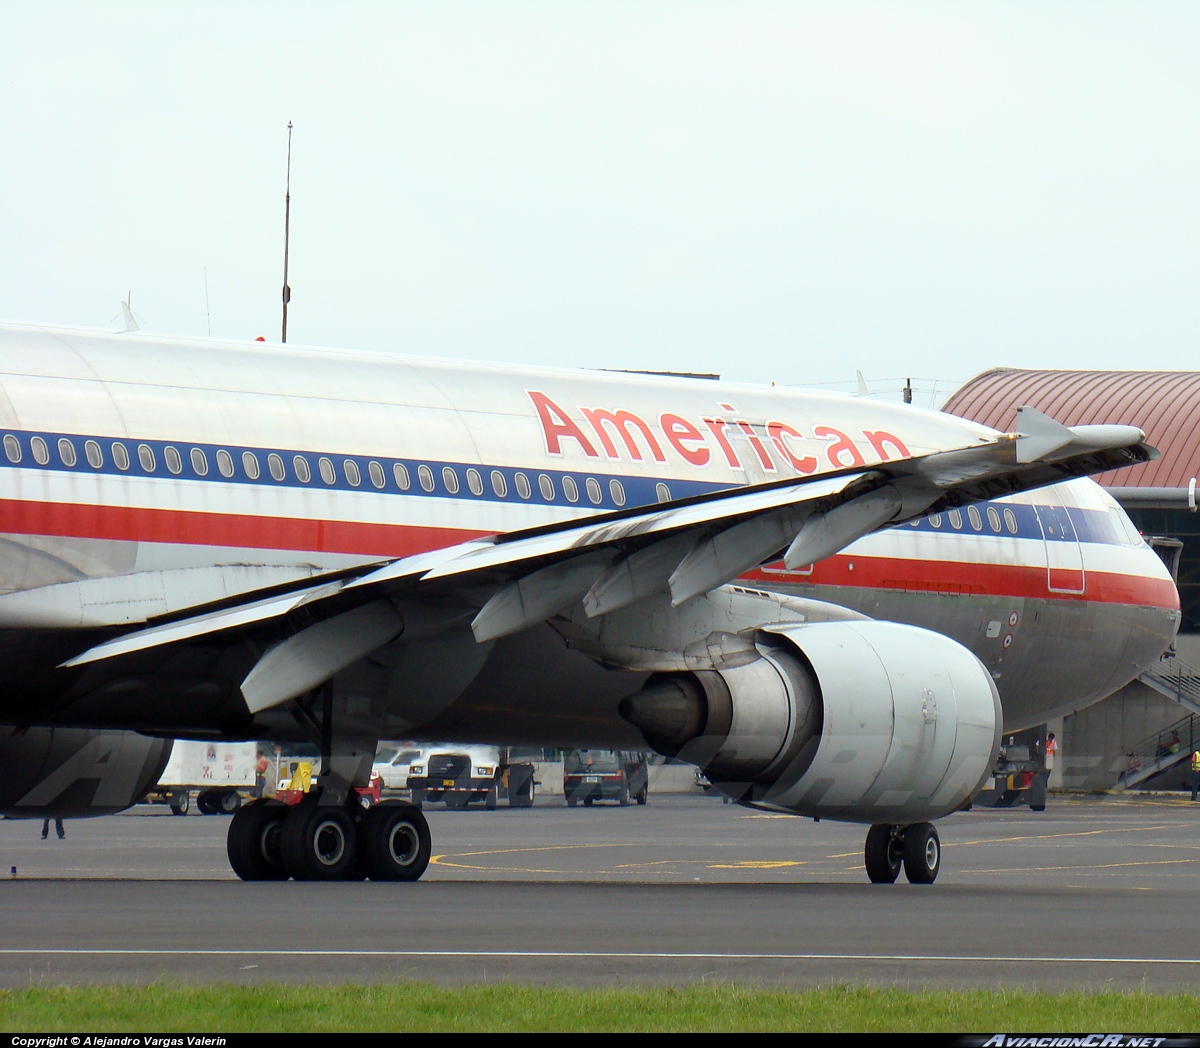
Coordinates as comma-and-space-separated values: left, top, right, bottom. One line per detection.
190, 448, 208, 475
164, 446, 183, 474
586, 477, 602, 504
241, 451, 260, 480
490, 470, 507, 497
538, 474, 555, 501
319, 457, 336, 485
344, 459, 362, 487
609, 479, 626, 506
293, 455, 311, 483
137, 443, 155, 472
216, 449, 234, 477
562, 476, 579, 503
112, 442, 130, 470
393, 463, 410, 490
30, 436, 49, 465
268, 454, 286, 482
441, 466, 459, 494
515, 472, 532, 499
368, 461, 386, 489
57, 438, 77, 467
418, 465, 435, 492
466, 468, 483, 496
2, 435, 19, 463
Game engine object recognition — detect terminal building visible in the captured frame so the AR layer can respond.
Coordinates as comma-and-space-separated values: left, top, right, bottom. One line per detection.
943, 368, 1200, 791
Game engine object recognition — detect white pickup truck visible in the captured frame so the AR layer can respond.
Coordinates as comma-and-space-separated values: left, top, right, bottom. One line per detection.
143, 740, 258, 815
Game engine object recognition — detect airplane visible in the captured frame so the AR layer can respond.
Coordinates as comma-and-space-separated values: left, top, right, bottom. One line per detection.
0, 321, 1178, 886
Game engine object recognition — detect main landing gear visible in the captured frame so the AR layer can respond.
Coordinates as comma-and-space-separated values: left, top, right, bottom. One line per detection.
227, 796, 432, 881
863, 822, 940, 884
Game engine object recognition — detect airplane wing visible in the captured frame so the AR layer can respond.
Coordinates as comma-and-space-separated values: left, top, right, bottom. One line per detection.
60, 409, 1155, 715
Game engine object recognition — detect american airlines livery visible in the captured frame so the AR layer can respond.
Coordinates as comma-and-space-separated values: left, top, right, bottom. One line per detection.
0, 322, 1178, 885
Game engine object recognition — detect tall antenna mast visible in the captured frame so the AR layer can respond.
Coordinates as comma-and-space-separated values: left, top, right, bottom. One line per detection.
281, 120, 293, 343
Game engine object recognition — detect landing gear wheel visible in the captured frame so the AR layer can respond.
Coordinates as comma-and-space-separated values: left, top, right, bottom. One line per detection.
618, 783, 630, 807
864, 824, 903, 884
635, 786, 647, 806
227, 799, 289, 881
169, 792, 190, 816
280, 798, 359, 881
902, 822, 941, 884
485, 785, 498, 811
219, 790, 241, 814
361, 803, 431, 881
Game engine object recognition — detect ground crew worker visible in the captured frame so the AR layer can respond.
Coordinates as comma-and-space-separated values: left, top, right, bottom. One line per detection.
1044, 732, 1057, 773
1191, 748, 1200, 801
41, 817, 64, 840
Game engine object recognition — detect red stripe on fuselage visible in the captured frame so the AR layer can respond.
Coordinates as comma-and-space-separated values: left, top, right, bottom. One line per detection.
0, 498, 487, 558
742, 555, 1179, 610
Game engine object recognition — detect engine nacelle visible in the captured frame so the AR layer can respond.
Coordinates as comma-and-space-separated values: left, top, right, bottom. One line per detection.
0, 726, 172, 818
620, 620, 1001, 824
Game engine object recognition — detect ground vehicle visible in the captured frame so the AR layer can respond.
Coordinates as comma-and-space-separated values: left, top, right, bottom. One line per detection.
371, 744, 427, 792
142, 740, 257, 815
564, 750, 648, 807
407, 744, 537, 809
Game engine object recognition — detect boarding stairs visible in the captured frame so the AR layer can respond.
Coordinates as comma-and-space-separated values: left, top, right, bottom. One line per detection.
1138, 652, 1200, 717
1115, 709, 1198, 790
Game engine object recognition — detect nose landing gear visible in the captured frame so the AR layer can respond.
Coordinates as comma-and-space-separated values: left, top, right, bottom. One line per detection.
863, 822, 940, 884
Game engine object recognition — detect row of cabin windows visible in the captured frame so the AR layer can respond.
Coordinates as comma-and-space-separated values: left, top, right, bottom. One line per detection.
0, 434, 656, 508
910, 505, 1019, 535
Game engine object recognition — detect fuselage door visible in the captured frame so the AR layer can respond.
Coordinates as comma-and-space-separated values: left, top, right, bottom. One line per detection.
1034, 502, 1085, 594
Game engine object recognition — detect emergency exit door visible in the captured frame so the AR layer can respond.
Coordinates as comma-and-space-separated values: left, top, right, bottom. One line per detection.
1034, 503, 1085, 594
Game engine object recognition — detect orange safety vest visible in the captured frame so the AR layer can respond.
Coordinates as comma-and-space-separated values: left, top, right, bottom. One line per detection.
1046, 738, 1058, 757
1192, 750, 1200, 773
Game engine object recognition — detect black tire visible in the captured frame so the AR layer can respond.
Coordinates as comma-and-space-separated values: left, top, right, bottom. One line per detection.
197, 790, 219, 816
227, 799, 289, 881
636, 786, 647, 806
484, 785, 498, 811
280, 798, 359, 881
902, 822, 941, 885
583, 796, 593, 807
219, 790, 241, 814
361, 803, 431, 881
618, 783, 630, 807
864, 824, 903, 884
169, 792, 190, 816
508, 766, 535, 808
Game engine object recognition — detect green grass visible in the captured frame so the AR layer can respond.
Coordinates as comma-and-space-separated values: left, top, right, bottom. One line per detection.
2, 984, 1200, 1032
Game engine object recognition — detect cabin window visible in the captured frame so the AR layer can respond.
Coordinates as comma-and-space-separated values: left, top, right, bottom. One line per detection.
1003, 508, 1018, 535
3, 435, 20, 463
57, 438, 77, 468
928, 513, 942, 528
112, 442, 130, 471
418, 465, 435, 492
609, 479, 626, 506
164, 446, 183, 475
318, 457, 336, 485
293, 455, 311, 483
586, 477, 602, 504
268, 453, 286, 481
190, 448, 208, 476
466, 468, 483, 496
515, 472, 532, 499
562, 476, 579, 503
344, 459, 361, 487
31, 437, 49, 465
393, 463, 410, 490
137, 444, 155, 472
368, 461, 386, 489
656, 482, 672, 504
216, 449, 234, 477
538, 474, 555, 501
441, 466, 459, 494
987, 506, 1002, 533
948, 509, 963, 530
241, 451, 260, 480
491, 470, 508, 497
967, 505, 982, 531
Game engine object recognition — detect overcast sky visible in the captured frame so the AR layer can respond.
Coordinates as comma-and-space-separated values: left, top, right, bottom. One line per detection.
3, 2, 1199, 404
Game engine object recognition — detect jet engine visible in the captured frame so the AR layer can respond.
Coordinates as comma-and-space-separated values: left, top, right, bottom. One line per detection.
620, 620, 1001, 825
0, 726, 172, 818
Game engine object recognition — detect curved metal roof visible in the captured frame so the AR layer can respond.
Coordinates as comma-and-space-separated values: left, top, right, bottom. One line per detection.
942, 368, 1200, 488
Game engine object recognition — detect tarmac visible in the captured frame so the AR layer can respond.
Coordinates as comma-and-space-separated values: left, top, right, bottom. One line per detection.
1, 792, 1199, 990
